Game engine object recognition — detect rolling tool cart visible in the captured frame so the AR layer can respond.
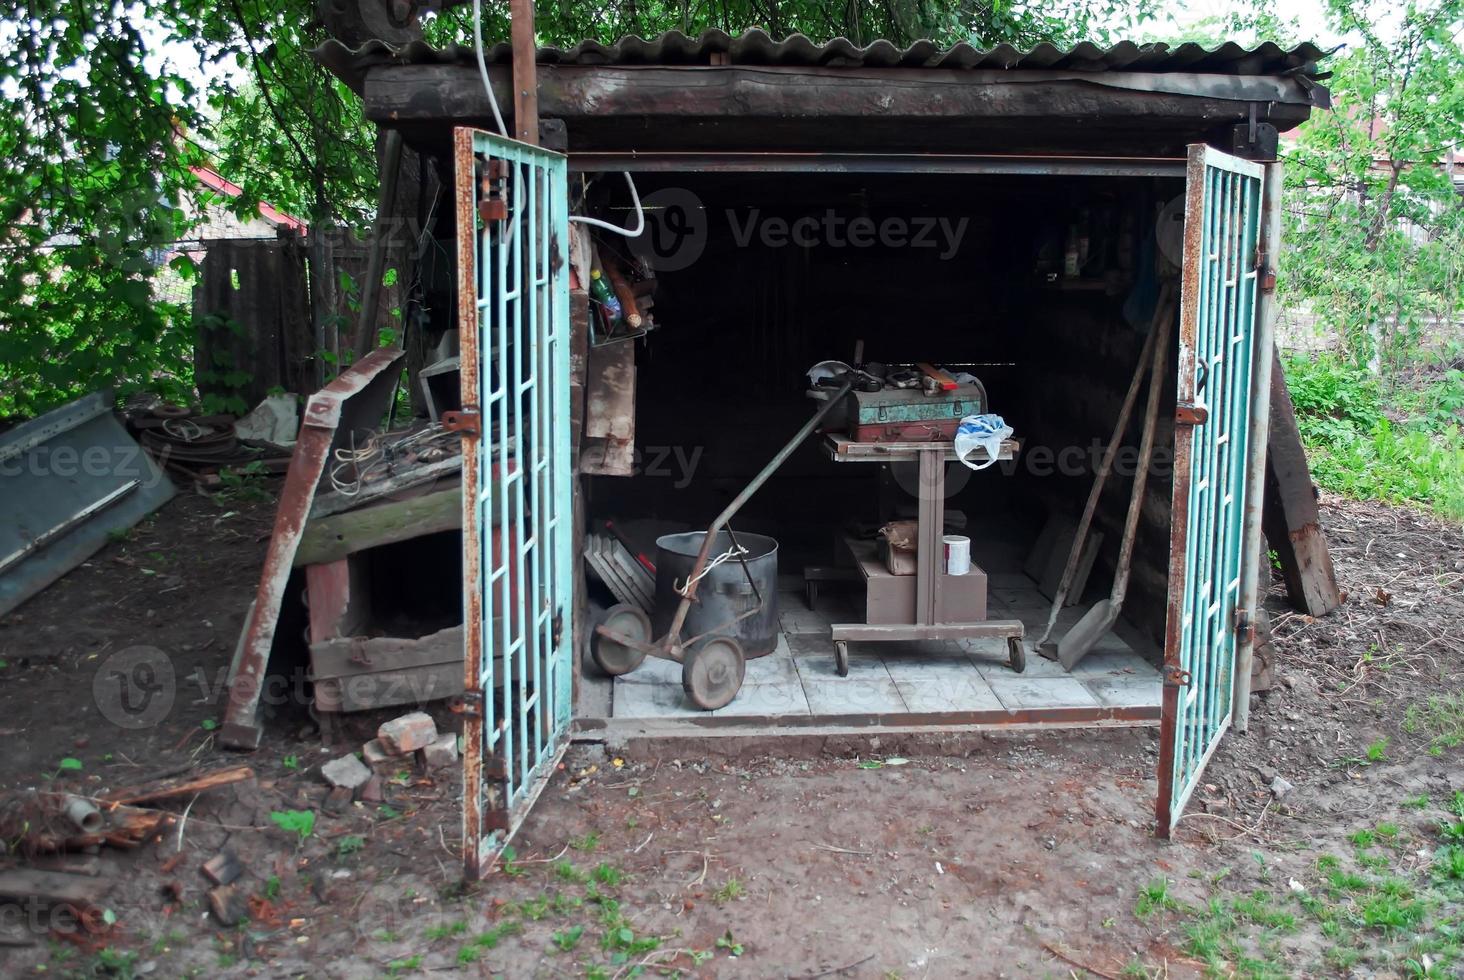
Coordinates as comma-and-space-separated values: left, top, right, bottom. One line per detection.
590, 380, 856, 710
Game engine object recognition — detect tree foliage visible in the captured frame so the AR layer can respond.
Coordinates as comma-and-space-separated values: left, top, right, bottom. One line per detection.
1279, 0, 1464, 373
0, 0, 1160, 420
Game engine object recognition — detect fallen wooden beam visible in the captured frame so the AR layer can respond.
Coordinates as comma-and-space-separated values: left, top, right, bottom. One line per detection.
1263, 352, 1342, 617
0, 868, 114, 909
100, 766, 255, 807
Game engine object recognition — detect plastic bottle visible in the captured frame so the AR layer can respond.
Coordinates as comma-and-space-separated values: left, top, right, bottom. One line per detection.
589, 269, 622, 320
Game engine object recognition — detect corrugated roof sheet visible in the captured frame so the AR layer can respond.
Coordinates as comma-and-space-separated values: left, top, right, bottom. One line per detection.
320, 28, 1329, 76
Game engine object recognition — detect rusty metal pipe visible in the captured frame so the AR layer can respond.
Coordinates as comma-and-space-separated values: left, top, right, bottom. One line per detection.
663, 380, 854, 645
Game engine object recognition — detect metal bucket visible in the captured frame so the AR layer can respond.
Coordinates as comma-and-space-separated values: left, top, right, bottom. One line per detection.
652, 531, 780, 659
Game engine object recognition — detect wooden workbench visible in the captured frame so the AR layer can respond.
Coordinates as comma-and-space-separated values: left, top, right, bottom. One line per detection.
815, 433, 1027, 676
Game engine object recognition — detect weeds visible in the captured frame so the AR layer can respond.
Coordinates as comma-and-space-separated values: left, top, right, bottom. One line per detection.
1286, 353, 1464, 520
1134, 878, 1187, 920
712, 876, 745, 903
1403, 694, 1464, 753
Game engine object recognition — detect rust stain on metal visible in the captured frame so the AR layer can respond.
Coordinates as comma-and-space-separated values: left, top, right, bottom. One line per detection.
454, 127, 488, 882
220, 347, 405, 751
1154, 144, 1207, 837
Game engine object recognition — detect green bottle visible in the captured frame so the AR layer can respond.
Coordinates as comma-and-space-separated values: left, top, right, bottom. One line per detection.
589, 269, 622, 320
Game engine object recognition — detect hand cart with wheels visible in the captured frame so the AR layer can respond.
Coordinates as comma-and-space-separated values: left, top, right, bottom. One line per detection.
590, 380, 855, 710
815, 435, 1027, 677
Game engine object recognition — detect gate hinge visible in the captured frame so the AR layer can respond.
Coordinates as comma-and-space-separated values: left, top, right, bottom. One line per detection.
1234, 608, 1254, 644
1163, 664, 1192, 688
449, 688, 486, 720
1176, 403, 1209, 426
442, 408, 482, 437
1255, 248, 1277, 293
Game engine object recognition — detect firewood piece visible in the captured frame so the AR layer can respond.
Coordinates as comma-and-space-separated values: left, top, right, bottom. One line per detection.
208, 884, 249, 926
100, 766, 255, 807
202, 850, 243, 887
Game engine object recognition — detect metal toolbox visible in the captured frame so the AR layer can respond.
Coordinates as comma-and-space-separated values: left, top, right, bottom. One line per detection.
845, 383, 986, 443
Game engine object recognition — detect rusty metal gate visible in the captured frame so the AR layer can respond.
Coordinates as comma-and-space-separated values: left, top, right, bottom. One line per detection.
454, 128, 573, 878
1157, 144, 1272, 834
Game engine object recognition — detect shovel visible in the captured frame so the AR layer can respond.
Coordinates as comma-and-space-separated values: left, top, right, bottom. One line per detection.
1053, 288, 1175, 672
1034, 283, 1172, 651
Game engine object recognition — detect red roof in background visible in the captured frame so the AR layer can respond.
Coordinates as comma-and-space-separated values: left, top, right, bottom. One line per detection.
190, 165, 308, 233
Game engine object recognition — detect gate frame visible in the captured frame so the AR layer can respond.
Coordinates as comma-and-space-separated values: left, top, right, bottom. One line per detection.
455, 126, 574, 880
1155, 145, 1278, 836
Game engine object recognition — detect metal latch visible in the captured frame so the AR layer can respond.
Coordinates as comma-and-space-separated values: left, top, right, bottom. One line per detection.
1175, 403, 1209, 426
442, 408, 482, 437
449, 689, 486, 720
477, 157, 508, 223
1163, 664, 1192, 688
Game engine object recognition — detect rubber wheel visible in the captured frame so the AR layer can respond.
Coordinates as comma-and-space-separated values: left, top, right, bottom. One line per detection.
1007, 636, 1026, 674
592, 604, 650, 676
682, 636, 746, 710
834, 640, 850, 678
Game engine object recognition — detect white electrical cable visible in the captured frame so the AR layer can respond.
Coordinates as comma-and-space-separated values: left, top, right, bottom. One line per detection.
569, 172, 645, 237
471, 0, 509, 138
470, 0, 645, 237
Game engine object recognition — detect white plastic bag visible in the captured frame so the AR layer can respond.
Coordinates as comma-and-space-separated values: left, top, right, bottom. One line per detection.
953, 414, 1012, 471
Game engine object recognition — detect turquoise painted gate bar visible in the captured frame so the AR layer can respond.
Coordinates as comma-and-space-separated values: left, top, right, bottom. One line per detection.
1157, 144, 1267, 834
454, 128, 573, 877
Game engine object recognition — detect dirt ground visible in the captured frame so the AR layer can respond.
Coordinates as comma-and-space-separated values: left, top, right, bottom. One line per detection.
0, 487, 1461, 979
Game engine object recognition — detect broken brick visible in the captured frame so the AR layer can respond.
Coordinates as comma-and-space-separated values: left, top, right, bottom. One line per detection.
418, 732, 459, 770
320, 754, 371, 790
376, 712, 437, 754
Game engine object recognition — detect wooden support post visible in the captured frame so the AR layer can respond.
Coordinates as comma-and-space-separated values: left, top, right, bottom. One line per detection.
510, 0, 538, 145
1263, 350, 1342, 617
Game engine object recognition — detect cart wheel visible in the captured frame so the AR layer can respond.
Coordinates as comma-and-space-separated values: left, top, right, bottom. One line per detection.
592, 604, 650, 676
682, 636, 746, 710
834, 640, 850, 678
1007, 636, 1026, 674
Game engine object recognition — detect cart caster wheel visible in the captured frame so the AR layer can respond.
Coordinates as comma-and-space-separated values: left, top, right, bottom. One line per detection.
592, 604, 650, 676
1007, 636, 1026, 674
834, 640, 850, 678
683, 636, 745, 711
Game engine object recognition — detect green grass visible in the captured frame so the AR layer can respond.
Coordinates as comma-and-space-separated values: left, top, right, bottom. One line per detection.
1285, 353, 1464, 520
1137, 801, 1464, 978
1134, 877, 1187, 920
1403, 693, 1464, 754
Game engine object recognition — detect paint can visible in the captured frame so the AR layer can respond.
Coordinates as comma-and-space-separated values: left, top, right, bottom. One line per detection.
943, 535, 971, 576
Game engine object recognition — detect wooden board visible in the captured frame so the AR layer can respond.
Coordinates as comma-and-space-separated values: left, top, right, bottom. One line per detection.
294, 484, 461, 567
310, 625, 473, 713
1263, 353, 1341, 617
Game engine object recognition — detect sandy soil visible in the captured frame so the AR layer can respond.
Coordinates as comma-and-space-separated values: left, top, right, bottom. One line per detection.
0, 489, 1459, 979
